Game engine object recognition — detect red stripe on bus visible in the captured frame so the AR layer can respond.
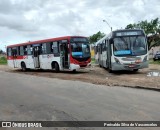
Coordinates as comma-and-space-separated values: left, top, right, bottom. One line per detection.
7, 36, 86, 48
7, 56, 27, 60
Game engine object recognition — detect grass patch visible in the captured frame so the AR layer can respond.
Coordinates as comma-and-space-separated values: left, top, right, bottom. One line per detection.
91, 58, 95, 64
0, 56, 7, 65
149, 60, 160, 65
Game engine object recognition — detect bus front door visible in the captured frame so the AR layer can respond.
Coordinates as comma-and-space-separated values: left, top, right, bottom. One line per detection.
107, 40, 112, 70
33, 46, 40, 68
59, 40, 69, 69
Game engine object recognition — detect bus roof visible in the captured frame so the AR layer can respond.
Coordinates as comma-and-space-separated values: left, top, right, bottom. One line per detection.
7, 36, 87, 48
112, 29, 144, 32
95, 35, 107, 46
94, 29, 145, 46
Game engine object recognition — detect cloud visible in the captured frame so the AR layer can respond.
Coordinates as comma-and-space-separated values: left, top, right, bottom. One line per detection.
0, 0, 160, 50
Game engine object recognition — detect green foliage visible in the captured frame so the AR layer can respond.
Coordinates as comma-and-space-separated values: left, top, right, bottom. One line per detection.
0, 56, 7, 65
89, 31, 105, 44
91, 58, 95, 64
0, 49, 3, 54
149, 60, 160, 64
125, 18, 160, 49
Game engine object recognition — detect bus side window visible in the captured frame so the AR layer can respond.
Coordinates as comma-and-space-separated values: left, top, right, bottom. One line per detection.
94, 46, 97, 54
16, 47, 20, 56
98, 45, 100, 54
105, 40, 108, 51
50, 43, 53, 53
42, 43, 47, 54
61, 40, 69, 54
102, 40, 106, 51
7, 48, 12, 56
12, 47, 17, 56
20, 46, 24, 56
100, 44, 102, 54
46, 42, 51, 54
105, 40, 107, 50
96, 46, 98, 54
102, 43, 104, 52
52, 42, 58, 54
24, 46, 27, 55
27, 45, 32, 55
68, 44, 70, 54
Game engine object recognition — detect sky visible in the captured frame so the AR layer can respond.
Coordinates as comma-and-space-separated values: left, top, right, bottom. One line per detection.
0, 0, 160, 51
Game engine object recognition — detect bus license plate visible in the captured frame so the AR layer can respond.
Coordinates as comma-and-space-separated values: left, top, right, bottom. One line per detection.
129, 65, 135, 68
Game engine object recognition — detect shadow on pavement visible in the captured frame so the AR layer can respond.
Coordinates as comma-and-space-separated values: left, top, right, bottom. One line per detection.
10, 69, 88, 75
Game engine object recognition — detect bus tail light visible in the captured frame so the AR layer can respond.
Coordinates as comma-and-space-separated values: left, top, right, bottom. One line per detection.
135, 59, 142, 64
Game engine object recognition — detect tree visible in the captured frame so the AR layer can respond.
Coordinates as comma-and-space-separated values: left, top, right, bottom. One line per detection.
125, 18, 160, 49
89, 31, 105, 44
0, 49, 3, 54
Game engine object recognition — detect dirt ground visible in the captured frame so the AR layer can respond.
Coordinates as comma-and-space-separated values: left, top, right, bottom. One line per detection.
0, 64, 160, 91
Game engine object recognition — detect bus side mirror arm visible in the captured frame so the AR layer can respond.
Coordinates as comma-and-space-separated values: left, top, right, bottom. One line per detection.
109, 38, 113, 44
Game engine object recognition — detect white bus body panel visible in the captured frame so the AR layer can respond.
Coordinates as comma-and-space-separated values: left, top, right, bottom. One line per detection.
8, 55, 90, 71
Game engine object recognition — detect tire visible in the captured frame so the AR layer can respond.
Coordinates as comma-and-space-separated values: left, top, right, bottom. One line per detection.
21, 62, 27, 71
133, 69, 139, 72
55, 62, 59, 72
153, 58, 156, 61
106, 61, 109, 69
73, 69, 76, 72
108, 68, 112, 73
108, 63, 112, 73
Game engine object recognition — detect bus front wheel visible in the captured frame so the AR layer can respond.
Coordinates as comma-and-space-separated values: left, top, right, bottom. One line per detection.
133, 69, 139, 72
21, 62, 27, 71
108, 69, 112, 73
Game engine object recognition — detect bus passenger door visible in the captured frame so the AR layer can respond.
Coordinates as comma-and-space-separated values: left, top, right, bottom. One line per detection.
62, 40, 69, 68
59, 43, 65, 69
98, 45, 101, 65
99, 44, 103, 66
107, 39, 112, 69
102, 42, 107, 68
32, 46, 40, 68
12, 48, 18, 68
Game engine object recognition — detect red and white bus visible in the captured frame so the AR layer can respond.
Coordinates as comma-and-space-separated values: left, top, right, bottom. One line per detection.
7, 36, 91, 72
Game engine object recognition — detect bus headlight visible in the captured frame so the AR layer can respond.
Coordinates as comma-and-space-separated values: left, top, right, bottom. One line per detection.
114, 57, 121, 64
143, 56, 147, 62
135, 59, 142, 63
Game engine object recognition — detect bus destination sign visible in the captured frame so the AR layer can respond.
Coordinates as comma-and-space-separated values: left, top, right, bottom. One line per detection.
115, 31, 142, 36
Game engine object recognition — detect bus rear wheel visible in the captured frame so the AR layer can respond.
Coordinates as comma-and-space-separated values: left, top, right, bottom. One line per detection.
133, 69, 139, 72
21, 62, 27, 71
55, 62, 59, 73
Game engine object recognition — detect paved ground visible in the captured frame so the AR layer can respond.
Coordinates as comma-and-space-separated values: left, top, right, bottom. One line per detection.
0, 64, 160, 91
0, 70, 160, 130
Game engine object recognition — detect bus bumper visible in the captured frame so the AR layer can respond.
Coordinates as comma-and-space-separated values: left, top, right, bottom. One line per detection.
111, 61, 149, 71
70, 63, 91, 71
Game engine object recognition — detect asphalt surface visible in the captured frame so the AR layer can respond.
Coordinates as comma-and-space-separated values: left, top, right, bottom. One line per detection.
0, 71, 160, 130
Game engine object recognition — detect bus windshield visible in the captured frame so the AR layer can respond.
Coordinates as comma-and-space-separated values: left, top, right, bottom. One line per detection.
113, 36, 147, 56
71, 42, 90, 58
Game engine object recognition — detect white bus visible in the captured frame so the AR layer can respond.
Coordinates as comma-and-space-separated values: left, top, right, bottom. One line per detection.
95, 29, 148, 72
7, 36, 91, 72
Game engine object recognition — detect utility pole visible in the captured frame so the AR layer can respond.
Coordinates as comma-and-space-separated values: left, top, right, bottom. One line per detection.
103, 19, 112, 31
